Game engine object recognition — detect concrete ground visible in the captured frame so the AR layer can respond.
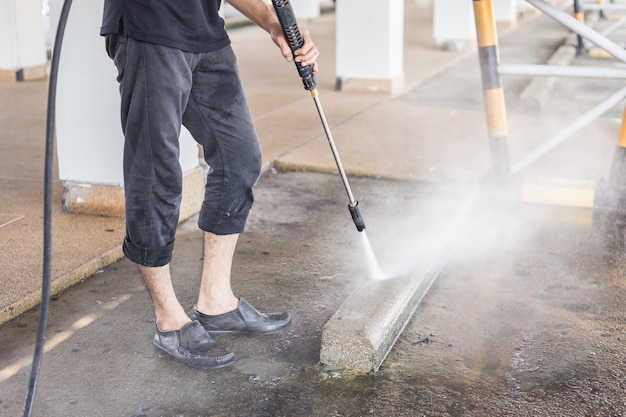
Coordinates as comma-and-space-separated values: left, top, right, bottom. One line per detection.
3, 2, 626, 416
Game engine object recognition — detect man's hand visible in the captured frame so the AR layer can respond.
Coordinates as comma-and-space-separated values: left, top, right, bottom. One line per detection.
270, 23, 320, 74
227, 0, 320, 73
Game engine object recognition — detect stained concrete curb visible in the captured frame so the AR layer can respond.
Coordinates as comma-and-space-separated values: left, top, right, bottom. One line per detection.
319, 248, 450, 373
518, 43, 577, 112
518, 11, 600, 112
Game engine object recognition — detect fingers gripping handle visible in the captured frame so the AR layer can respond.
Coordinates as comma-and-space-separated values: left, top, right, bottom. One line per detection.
271, 0, 318, 91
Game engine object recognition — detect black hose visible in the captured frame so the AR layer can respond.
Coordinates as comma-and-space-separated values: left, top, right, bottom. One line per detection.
22, 1, 73, 416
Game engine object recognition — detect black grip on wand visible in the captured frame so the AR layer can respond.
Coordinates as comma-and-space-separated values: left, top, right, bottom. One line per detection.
271, 0, 318, 91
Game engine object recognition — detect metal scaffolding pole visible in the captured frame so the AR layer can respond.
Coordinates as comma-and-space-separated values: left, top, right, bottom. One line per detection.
498, 64, 626, 78
580, 4, 626, 11
601, 14, 626, 37
525, 0, 626, 63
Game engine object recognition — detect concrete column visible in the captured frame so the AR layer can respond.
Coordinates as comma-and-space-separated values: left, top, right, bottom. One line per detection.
292, 0, 320, 19
433, 0, 476, 50
336, 0, 404, 95
0, 0, 47, 81
433, 0, 517, 50
48, 0, 203, 218
493, 0, 518, 27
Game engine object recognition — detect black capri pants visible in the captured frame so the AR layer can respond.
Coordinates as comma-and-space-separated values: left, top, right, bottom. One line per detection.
106, 36, 262, 267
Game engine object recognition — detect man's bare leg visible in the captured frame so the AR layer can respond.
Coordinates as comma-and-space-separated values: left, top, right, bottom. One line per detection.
192, 231, 292, 334
195, 232, 240, 315
143, 262, 235, 369
139, 264, 191, 331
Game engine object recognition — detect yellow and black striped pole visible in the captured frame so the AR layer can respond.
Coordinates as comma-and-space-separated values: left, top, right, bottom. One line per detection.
593, 105, 626, 223
608, 106, 626, 186
473, 0, 511, 179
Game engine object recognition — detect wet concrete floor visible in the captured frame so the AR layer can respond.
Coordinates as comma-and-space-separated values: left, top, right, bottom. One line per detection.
5, 9, 626, 416
2, 170, 626, 416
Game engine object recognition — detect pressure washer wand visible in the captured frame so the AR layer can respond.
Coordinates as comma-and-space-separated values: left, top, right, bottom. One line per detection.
271, 0, 366, 232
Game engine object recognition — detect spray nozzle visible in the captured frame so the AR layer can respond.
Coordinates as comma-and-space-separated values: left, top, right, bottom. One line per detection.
349, 201, 366, 232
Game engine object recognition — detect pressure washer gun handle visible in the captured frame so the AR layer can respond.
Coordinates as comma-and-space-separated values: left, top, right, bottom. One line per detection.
271, 0, 318, 91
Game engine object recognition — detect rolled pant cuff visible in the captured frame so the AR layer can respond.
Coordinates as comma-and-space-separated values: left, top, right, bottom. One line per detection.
123, 237, 175, 267
198, 211, 248, 235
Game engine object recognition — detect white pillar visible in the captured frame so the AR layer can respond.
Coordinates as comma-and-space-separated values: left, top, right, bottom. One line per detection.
433, 0, 517, 51
0, 0, 47, 80
493, 0, 518, 27
433, 0, 476, 51
292, 0, 320, 19
48, 0, 203, 218
336, 0, 404, 95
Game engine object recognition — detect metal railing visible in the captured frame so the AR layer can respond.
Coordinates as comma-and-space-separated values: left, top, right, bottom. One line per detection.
473, 0, 626, 178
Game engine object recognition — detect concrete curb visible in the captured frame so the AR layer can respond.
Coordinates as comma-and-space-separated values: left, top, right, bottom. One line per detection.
518, 43, 577, 112
0, 246, 124, 324
518, 11, 600, 112
319, 248, 450, 373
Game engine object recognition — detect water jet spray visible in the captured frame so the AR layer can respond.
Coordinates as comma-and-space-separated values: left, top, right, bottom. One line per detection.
272, 0, 366, 232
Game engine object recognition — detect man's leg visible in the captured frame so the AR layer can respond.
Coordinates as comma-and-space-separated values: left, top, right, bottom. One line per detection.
182, 46, 291, 334
139, 264, 190, 331
192, 234, 292, 336
192, 231, 292, 334
107, 36, 234, 369
196, 232, 240, 315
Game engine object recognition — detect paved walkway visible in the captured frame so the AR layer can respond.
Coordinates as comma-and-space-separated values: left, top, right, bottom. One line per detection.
4, 2, 626, 416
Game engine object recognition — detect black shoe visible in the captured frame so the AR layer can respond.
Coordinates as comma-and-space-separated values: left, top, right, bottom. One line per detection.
153, 320, 234, 370
192, 298, 292, 335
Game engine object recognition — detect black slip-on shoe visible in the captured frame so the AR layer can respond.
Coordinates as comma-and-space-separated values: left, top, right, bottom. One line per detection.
192, 298, 292, 335
153, 320, 234, 370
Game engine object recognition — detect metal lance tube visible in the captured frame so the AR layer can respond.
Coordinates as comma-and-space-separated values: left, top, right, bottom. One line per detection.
271, 0, 366, 231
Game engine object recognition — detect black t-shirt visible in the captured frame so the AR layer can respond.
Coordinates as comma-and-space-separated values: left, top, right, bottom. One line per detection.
100, 0, 230, 53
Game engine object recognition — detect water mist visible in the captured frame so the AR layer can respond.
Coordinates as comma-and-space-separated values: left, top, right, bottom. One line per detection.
358, 182, 529, 283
